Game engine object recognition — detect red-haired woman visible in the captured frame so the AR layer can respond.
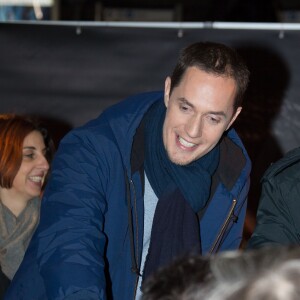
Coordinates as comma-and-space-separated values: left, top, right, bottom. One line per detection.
0, 115, 55, 297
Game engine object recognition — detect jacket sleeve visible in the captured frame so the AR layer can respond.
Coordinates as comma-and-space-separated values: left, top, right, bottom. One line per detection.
35, 129, 111, 300
247, 176, 300, 249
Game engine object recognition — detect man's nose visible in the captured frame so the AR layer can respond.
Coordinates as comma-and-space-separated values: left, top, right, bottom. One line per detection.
185, 116, 202, 138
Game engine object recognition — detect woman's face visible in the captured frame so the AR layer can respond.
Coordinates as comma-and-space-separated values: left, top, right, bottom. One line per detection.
10, 130, 49, 203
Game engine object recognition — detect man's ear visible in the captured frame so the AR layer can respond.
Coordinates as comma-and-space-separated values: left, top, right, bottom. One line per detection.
226, 107, 242, 130
164, 77, 171, 107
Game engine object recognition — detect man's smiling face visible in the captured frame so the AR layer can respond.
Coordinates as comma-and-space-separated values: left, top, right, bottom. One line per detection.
162, 66, 241, 166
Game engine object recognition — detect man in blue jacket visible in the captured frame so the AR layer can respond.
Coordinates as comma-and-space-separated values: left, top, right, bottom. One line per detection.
6, 42, 251, 300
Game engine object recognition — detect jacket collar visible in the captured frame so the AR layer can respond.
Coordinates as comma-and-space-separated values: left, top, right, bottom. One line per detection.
263, 146, 300, 180
130, 113, 145, 193
218, 135, 246, 191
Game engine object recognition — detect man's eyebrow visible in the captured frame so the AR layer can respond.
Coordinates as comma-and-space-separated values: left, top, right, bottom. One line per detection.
177, 97, 194, 108
206, 111, 227, 118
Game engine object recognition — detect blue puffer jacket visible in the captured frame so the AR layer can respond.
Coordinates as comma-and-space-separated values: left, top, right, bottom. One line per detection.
6, 91, 251, 300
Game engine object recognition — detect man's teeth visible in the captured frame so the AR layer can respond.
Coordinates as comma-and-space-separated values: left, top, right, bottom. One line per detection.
29, 176, 43, 183
178, 136, 196, 148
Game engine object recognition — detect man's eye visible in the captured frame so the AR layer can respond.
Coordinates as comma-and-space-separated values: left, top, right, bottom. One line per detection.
180, 105, 189, 111
208, 116, 220, 124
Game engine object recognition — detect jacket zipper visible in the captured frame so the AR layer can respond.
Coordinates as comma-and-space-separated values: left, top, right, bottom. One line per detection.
209, 198, 237, 254
130, 179, 140, 299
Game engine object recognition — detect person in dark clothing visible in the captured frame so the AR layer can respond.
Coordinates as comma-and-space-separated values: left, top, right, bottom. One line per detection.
6, 42, 251, 300
248, 147, 300, 248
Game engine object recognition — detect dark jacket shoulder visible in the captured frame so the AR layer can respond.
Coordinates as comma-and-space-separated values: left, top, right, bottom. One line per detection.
247, 147, 300, 249
262, 147, 300, 182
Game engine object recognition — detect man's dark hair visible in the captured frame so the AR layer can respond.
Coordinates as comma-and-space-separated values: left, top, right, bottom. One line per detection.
170, 42, 250, 111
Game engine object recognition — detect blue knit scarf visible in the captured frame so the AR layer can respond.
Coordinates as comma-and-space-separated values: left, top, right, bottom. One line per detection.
144, 100, 219, 212
142, 100, 220, 280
